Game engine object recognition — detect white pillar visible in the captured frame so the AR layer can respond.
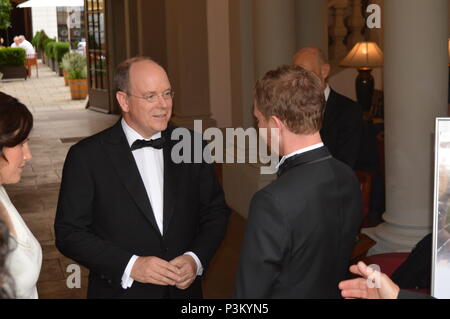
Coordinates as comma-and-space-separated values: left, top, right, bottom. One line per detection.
363, 0, 449, 254
252, 0, 296, 78
165, 0, 216, 130
295, 0, 328, 59
207, 0, 232, 128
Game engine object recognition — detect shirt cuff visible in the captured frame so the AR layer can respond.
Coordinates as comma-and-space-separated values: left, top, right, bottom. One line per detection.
184, 252, 203, 276
121, 255, 139, 289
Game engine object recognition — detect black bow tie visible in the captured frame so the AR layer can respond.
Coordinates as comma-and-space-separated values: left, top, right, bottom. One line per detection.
131, 137, 166, 151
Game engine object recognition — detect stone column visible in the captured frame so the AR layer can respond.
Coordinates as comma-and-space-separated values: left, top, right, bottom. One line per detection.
224, 0, 296, 217
165, 0, 216, 130
363, 0, 449, 254
252, 0, 296, 79
295, 0, 328, 58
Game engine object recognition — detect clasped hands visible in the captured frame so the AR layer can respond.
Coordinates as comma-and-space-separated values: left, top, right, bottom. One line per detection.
131, 255, 197, 290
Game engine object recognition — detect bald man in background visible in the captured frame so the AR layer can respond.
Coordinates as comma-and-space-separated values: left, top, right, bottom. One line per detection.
293, 47, 363, 168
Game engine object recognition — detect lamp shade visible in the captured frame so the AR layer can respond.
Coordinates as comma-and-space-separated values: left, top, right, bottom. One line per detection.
340, 41, 384, 69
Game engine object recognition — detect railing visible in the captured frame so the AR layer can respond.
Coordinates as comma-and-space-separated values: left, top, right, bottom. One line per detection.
328, 0, 382, 67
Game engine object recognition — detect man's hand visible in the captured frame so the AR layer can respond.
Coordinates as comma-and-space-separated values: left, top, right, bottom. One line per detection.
169, 255, 197, 290
131, 256, 182, 286
338, 261, 400, 299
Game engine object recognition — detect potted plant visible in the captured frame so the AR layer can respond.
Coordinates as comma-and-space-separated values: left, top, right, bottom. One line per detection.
53, 42, 70, 76
31, 30, 41, 59
0, 47, 27, 79
38, 32, 50, 64
66, 52, 88, 99
45, 40, 56, 71
61, 51, 77, 86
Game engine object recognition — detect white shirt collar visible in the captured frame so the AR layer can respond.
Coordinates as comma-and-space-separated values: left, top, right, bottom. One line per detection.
121, 118, 162, 148
324, 85, 331, 102
276, 142, 324, 170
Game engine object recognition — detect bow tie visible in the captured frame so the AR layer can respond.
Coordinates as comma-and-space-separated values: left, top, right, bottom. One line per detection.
131, 137, 166, 151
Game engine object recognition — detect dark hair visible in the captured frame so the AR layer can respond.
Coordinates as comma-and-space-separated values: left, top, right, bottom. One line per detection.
114, 56, 159, 94
0, 216, 15, 299
254, 65, 325, 134
0, 92, 33, 160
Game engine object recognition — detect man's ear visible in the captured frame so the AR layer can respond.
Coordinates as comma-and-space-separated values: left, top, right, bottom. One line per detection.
270, 115, 286, 131
322, 63, 331, 82
116, 91, 129, 113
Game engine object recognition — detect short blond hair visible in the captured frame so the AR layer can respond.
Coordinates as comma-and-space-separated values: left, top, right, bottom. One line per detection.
254, 65, 325, 134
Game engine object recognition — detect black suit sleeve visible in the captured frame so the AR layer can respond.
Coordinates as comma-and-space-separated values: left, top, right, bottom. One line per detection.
334, 103, 363, 168
398, 289, 435, 299
188, 147, 230, 270
54, 146, 133, 286
234, 190, 288, 298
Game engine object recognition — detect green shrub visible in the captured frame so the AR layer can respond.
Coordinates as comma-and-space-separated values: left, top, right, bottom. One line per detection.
37, 31, 50, 51
31, 30, 41, 48
53, 42, 70, 63
0, 48, 26, 66
44, 40, 56, 59
61, 51, 77, 72
32, 30, 50, 52
65, 52, 87, 79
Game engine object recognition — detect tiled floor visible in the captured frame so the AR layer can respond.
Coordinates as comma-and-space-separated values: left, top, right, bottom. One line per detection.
1, 63, 245, 299
0, 62, 86, 113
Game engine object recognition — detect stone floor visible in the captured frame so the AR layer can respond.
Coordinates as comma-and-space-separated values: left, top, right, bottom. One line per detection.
1, 62, 245, 299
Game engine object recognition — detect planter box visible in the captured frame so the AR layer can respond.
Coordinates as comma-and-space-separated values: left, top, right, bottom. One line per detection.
51, 59, 57, 72
68, 78, 88, 99
63, 70, 69, 86
0, 66, 27, 80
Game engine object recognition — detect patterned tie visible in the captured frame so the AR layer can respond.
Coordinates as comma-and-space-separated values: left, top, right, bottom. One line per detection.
130, 137, 166, 151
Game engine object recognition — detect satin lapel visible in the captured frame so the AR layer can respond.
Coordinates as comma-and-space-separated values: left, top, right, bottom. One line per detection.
278, 147, 332, 177
323, 89, 341, 127
162, 128, 177, 235
101, 120, 160, 234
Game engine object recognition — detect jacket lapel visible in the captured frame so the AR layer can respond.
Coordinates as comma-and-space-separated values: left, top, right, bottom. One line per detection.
278, 146, 332, 177
101, 120, 161, 235
323, 89, 341, 128
162, 127, 177, 235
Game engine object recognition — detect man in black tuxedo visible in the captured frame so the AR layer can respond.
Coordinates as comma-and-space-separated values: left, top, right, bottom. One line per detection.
293, 47, 363, 168
55, 57, 230, 299
234, 65, 361, 298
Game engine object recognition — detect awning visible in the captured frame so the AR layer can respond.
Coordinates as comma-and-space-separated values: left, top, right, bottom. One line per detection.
17, 0, 84, 8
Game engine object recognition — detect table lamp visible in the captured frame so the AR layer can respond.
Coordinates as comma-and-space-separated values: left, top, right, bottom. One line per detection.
340, 41, 384, 112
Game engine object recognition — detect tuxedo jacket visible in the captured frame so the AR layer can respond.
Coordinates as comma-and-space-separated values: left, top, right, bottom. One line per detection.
321, 89, 363, 168
234, 147, 362, 298
54, 120, 230, 299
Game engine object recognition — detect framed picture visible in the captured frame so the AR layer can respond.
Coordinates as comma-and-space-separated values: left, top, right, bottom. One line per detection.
432, 118, 450, 298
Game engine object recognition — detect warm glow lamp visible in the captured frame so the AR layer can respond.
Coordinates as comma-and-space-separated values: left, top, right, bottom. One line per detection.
340, 41, 384, 112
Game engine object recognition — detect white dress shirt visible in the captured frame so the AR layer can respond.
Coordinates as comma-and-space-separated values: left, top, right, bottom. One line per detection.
120, 119, 203, 289
324, 84, 331, 102
19, 40, 35, 56
277, 143, 324, 171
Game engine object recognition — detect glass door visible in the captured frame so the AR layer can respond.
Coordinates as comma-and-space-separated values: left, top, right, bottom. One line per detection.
85, 0, 110, 112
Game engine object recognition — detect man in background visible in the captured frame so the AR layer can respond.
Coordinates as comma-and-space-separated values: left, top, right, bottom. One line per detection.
293, 47, 363, 168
